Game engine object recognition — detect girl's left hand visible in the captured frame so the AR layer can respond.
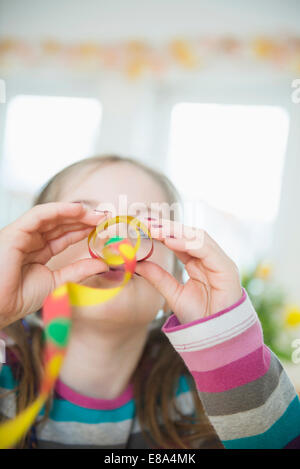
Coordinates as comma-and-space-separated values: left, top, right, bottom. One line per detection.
135, 218, 243, 324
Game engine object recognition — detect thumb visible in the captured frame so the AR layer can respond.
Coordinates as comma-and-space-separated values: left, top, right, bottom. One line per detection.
135, 260, 182, 311
53, 258, 109, 287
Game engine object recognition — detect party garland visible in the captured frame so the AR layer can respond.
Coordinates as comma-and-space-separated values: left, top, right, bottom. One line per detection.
1, 36, 300, 78
0, 215, 152, 449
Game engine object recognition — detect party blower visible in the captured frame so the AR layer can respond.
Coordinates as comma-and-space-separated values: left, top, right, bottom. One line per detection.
0, 215, 153, 449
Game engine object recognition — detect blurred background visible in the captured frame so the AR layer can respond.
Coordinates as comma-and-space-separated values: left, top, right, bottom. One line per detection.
0, 0, 300, 377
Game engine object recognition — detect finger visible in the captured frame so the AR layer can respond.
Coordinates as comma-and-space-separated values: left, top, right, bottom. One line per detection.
140, 217, 178, 240
136, 216, 190, 264
10, 207, 108, 255
49, 227, 95, 258
142, 217, 202, 245
13, 202, 108, 234
44, 223, 92, 242
26, 227, 93, 264
143, 217, 235, 274
164, 233, 235, 274
140, 217, 204, 254
156, 242, 191, 265
39, 210, 110, 234
52, 258, 109, 288
138, 217, 197, 265
135, 260, 183, 311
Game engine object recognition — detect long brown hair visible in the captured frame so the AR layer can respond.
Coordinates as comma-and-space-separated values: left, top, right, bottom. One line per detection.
1, 155, 222, 449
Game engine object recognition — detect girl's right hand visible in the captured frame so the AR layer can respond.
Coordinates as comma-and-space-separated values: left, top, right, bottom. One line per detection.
0, 202, 110, 329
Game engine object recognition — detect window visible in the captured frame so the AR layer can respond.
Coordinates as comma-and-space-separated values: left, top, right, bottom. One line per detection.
167, 103, 290, 267
1, 95, 102, 192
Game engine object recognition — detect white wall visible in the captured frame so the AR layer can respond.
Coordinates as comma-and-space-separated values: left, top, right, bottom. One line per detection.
0, 0, 300, 301
272, 105, 300, 303
1, 0, 300, 40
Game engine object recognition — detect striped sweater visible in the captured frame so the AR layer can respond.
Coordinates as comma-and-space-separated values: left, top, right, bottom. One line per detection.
162, 288, 300, 449
0, 288, 300, 449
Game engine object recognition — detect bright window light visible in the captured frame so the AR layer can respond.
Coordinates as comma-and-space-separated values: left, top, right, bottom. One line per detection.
167, 103, 289, 223
2, 95, 102, 192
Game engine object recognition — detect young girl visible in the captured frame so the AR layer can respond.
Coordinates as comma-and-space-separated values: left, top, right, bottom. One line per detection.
0, 154, 299, 449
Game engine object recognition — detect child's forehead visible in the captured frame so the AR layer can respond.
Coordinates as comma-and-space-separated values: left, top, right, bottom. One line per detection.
83, 163, 162, 191
60, 163, 170, 214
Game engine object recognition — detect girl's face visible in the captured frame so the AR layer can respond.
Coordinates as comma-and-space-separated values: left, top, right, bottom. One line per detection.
47, 162, 176, 328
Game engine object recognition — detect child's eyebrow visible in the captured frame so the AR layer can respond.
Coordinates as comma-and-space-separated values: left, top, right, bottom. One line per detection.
70, 199, 100, 207
70, 199, 164, 217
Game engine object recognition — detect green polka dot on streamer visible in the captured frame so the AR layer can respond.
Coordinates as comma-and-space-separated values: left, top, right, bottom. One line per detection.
104, 236, 124, 247
45, 318, 71, 347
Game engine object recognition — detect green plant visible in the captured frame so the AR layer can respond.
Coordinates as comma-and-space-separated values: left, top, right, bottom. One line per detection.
241, 261, 300, 362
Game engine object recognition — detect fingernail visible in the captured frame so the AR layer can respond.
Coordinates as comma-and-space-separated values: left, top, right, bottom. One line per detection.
93, 210, 111, 216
